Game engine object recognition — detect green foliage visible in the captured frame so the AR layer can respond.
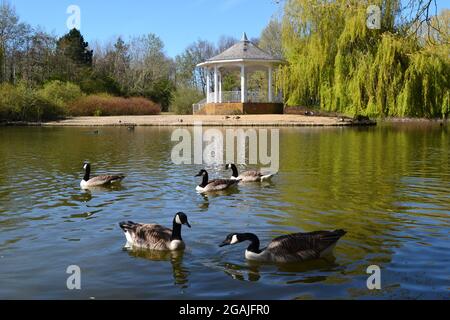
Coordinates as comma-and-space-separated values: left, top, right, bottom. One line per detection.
56, 28, 93, 66
170, 87, 204, 115
79, 72, 122, 95
279, 0, 450, 118
37, 80, 83, 109
140, 79, 174, 112
0, 82, 65, 122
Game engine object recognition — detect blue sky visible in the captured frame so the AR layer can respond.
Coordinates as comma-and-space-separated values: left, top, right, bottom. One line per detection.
10, 0, 448, 58
11, 0, 283, 57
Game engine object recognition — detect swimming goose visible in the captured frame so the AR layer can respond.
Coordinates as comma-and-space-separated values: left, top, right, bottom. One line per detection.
119, 212, 191, 251
195, 169, 240, 193
80, 162, 125, 189
219, 230, 346, 263
226, 163, 276, 182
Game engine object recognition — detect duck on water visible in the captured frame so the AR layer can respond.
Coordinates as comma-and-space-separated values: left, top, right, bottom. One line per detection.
219, 230, 347, 263
226, 163, 276, 182
119, 212, 191, 251
195, 169, 239, 193
80, 162, 125, 189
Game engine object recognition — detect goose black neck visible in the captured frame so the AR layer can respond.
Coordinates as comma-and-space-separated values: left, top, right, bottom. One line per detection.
230, 164, 239, 178
171, 219, 182, 241
242, 233, 261, 254
200, 172, 209, 188
83, 166, 91, 181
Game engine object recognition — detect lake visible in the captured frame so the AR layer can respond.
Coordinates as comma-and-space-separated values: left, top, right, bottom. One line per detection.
0, 123, 448, 299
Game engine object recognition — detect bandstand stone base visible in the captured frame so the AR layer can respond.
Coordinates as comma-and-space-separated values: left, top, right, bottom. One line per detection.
195, 103, 284, 115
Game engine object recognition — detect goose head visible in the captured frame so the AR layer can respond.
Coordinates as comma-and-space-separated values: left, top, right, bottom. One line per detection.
174, 212, 191, 228
219, 233, 243, 247
225, 163, 238, 171
83, 162, 91, 171
225, 163, 239, 177
195, 169, 207, 177
82, 162, 91, 181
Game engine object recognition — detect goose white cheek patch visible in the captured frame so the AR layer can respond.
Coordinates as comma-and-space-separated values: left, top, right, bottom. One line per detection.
231, 235, 238, 244
175, 215, 182, 225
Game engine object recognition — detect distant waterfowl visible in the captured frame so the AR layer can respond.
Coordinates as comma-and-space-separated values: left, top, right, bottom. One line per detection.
119, 212, 191, 251
80, 162, 125, 189
195, 169, 240, 193
226, 163, 275, 182
219, 230, 347, 263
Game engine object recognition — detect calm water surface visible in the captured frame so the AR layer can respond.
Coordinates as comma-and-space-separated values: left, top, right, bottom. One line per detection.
0, 124, 448, 299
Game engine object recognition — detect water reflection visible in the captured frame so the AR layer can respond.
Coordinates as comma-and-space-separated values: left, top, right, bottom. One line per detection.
221, 258, 339, 284
79, 184, 128, 193
71, 191, 93, 203
197, 188, 241, 198
221, 262, 261, 282
0, 125, 448, 299
125, 248, 190, 287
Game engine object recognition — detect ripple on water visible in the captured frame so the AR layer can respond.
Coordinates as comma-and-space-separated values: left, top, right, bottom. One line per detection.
0, 125, 448, 299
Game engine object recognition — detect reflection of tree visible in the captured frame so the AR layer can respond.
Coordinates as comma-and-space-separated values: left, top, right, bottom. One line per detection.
126, 249, 189, 288
276, 125, 449, 266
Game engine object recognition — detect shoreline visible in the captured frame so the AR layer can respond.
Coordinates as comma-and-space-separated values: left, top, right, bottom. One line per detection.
1, 115, 447, 128
2, 115, 377, 127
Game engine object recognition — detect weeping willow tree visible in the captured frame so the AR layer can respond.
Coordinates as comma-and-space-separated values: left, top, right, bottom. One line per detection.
278, 0, 450, 118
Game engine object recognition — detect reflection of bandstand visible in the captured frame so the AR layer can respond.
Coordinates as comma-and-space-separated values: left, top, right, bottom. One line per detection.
193, 33, 285, 115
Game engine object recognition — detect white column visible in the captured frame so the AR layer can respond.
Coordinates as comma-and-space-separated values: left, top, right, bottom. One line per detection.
268, 65, 273, 103
241, 64, 246, 103
219, 71, 222, 103
214, 65, 218, 103
206, 68, 211, 103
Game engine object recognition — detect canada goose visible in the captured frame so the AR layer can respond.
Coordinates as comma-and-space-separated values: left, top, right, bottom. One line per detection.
80, 162, 125, 189
225, 163, 275, 182
195, 169, 239, 193
119, 212, 191, 251
219, 230, 346, 263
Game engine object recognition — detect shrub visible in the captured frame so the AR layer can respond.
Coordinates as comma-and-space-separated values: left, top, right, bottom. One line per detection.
68, 95, 161, 116
37, 81, 83, 110
0, 83, 25, 121
0, 83, 64, 122
170, 87, 204, 115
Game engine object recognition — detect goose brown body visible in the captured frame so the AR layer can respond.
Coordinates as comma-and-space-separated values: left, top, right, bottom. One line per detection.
119, 213, 191, 251
195, 169, 239, 192
81, 162, 125, 188
120, 223, 178, 250
226, 164, 275, 182
220, 230, 347, 263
